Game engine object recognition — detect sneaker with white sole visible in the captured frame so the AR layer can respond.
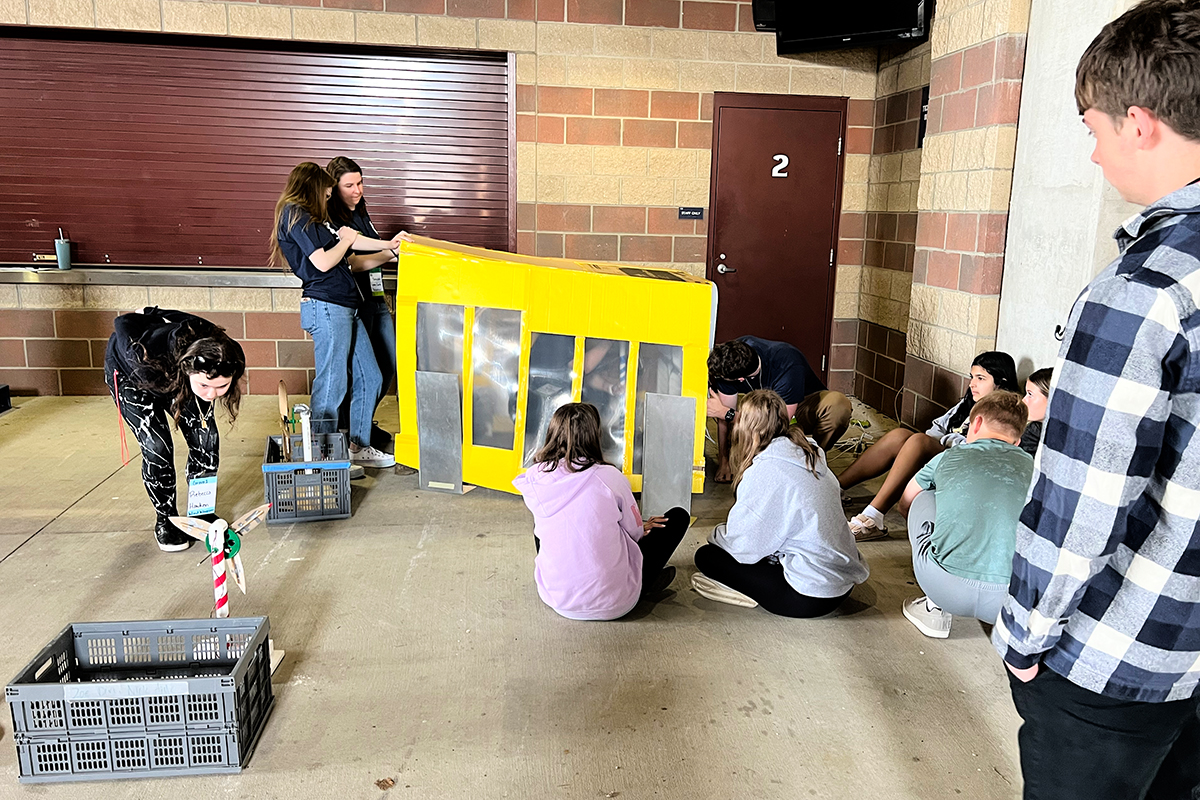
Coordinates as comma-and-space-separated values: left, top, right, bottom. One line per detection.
691, 573, 758, 608
848, 513, 889, 542
902, 595, 952, 638
350, 445, 396, 469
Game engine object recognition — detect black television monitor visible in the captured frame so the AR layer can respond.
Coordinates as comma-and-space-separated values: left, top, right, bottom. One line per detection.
775, 1, 932, 54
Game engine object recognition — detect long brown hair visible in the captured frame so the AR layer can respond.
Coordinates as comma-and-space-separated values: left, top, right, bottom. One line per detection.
730, 390, 821, 487
1028, 367, 1053, 397
269, 162, 336, 270
326, 155, 365, 229
137, 323, 245, 426
532, 403, 608, 473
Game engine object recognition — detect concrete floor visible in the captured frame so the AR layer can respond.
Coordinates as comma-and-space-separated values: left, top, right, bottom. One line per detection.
0, 396, 1022, 799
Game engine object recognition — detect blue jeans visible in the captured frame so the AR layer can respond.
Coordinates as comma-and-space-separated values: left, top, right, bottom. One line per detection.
907, 491, 1008, 623
361, 298, 396, 401
299, 298, 381, 448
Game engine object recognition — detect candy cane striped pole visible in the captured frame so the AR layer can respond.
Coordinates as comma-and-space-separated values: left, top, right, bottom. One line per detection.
208, 525, 229, 618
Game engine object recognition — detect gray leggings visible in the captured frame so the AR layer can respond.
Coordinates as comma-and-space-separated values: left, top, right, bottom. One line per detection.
907, 491, 1008, 623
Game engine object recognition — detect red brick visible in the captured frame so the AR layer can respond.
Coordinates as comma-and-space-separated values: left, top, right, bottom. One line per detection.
648, 207, 695, 235
682, 0, 735, 30
620, 235, 673, 262
54, 309, 120, 340
873, 125, 895, 155
864, 240, 885, 268
594, 89, 648, 118
946, 213, 978, 252
536, 0, 563, 20
673, 236, 707, 262
885, 93, 908, 125
517, 231, 536, 255
200, 312, 246, 339
927, 250, 961, 289
593, 205, 647, 233
565, 234, 618, 261
449, 0, 505, 15
60, 369, 108, 396
537, 204, 592, 232
830, 343, 856, 371
941, 88, 978, 132
516, 83, 536, 112
623, 119, 676, 148
324, 0, 382, 10
650, 90, 699, 120
842, 126, 871, 155
508, 0, 535, 18
537, 233, 564, 257
828, 369, 854, 396
625, 0, 679, 27
883, 241, 908, 271
537, 115, 564, 144
700, 92, 714, 121
261, 0, 318, 6
840, 212, 866, 239
26, 339, 90, 368
925, 96, 943, 136
876, 213, 898, 241
0, 340, 25, 367
961, 40, 996, 88
958, 254, 1004, 295
0, 368, 58, 395
837, 239, 863, 266
907, 88, 925, 121
384, 0, 443, 10
0, 310, 54, 338
566, 116, 622, 145
245, 312, 304, 340
930, 52, 962, 97
89, 340, 107, 367
567, 0, 621, 23
832, 319, 858, 345
904, 355, 934, 399
538, 86, 592, 115
517, 202, 537, 230
976, 81, 1022, 126
248, 369, 309, 396
737, 2, 753, 31
239, 340, 277, 368
901, 389, 917, 428
847, 98, 874, 127
979, 213, 1009, 255
886, 329, 907, 361
996, 34, 1027, 81
894, 120, 919, 151
276, 340, 314, 369
517, 114, 536, 142
897, 212, 918, 244
933, 365, 966, 408
677, 120, 712, 149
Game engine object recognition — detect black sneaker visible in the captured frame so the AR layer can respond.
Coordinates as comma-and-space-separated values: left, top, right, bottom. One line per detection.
155, 517, 194, 552
642, 566, 677, 597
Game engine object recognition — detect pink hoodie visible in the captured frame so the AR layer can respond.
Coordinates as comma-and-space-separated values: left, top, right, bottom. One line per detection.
513, 462, 645, 621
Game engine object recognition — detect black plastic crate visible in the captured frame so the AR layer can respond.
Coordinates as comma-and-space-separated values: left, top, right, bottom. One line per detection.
263, 433, 351, 524
6, 618, 274, 783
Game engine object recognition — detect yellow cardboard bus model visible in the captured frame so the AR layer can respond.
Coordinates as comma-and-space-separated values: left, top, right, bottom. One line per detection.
394, 235, 716, 495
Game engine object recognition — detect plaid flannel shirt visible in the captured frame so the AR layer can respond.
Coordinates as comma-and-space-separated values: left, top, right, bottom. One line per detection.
992, 183, 1200, 703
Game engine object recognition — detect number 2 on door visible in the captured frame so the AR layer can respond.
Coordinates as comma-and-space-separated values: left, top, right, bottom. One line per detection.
771, 154, 789, 178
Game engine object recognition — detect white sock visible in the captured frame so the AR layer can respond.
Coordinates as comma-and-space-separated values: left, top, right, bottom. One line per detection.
862, 505, 885, 525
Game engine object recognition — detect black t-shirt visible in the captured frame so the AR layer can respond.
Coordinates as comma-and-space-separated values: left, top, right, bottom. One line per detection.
277, 204, 361, 308
1019, 420, 1043, 456
347, 205, 390, 302
712, 335, 825, 405
105, 307, 239, 398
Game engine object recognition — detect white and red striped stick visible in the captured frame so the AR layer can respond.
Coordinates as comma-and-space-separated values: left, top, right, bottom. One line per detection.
207, 523, 229, 618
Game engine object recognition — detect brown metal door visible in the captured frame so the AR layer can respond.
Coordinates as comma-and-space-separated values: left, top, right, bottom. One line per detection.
706, 94, 846, 380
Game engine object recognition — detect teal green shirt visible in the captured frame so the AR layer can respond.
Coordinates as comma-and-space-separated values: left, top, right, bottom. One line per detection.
914, 438, 1034, 584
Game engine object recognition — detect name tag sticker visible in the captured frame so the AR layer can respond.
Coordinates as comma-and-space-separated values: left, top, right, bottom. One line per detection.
369, 268, 385, 296
187, 474, 217, 516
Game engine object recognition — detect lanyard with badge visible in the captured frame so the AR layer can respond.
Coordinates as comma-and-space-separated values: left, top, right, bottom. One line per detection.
187, 398, 218, 515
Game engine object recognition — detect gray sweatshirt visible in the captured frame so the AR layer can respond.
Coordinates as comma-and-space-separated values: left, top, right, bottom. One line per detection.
712, 437, 870, 598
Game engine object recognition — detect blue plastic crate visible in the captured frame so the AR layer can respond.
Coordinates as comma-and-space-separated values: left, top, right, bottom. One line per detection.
263, 433, 351, 523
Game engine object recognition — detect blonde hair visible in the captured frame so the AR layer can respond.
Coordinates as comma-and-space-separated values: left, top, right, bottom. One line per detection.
970, 390, 1029, 440
269, 162, 336, 270
730, 389, 821, 487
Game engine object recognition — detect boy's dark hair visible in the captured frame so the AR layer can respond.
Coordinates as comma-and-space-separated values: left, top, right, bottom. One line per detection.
970, 390, 1029, 441
708, 340, 758, 382
532, 402, 608, 473
1076, 0, 1200, 140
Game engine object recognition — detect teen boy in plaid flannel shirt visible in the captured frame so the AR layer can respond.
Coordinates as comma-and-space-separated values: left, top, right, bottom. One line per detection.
991, 2, 1200, 797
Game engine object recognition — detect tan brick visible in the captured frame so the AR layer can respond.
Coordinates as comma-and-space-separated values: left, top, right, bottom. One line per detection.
930, 14, 953, 60
518, 173, 536, 202
537, 21, 594, 55
699, 148, 712, 178
536, 143, 591, 176
867, 184, 889, 213
675, 177, 709, 206
679, 61, 735, 91
356, 12, 417, 45
952, 3, 986, 53
953, 128, 988, 171
517, 141, 537, 173
948, 330, 977, 374
937, 289, 970, 329
623, 59, 680, 90
29, 0, 93, 26
920, 133, 953, 174
0, 0, 25, 24
537, 55, 567, 85
18, 284, 84, 309
537, 175, 566, 203
989, 168, 1014, 211
564, 176, 621, 205
652, 29, 708, 60
836, 265, 862, 294
935, 171, 969, 211
917, 174, 935, 211
295, 8, 354, 42
986, 125, 1019, 170
972, 295, 1000, 337
909, 284, 938, 325
0, 285, 17, 309
674, 262, 705, 278
82, 286, 149, 310
565, 56, 624, 89
706, 31, 762, 63
212, 287, 273, 312
516, 53, 536, 84
844, 154, 869, 184
834, 292, 859, 319
897, 57, 925, 93
965, 170, 993, 212
876, 64, 899, 97
621, 178, 675, 206
96, 0, 160, 30
879, 152, 903, 184
902, 150, 923, 183
648, 148, 698, 178
843, 68, 877, 100
163, 0, 227, 35
477, 18, 535, 51
229, 5, 291, 39
786, 66, 841, 96
272, 288, 303, 312
735, 64, 789, 94
595, 26, 652, 57
842, 182, 868, 213
417, 15, 476, 48
148, 287, 211, 311
592, 145, 648, 176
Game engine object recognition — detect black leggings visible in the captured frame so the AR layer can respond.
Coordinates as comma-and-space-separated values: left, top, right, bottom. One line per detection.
535, 506, 690, 594
105, 366, 219, 521
694, 544, 851, 618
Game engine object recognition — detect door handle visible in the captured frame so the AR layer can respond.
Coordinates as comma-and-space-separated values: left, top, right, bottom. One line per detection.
716, 264, 737, 274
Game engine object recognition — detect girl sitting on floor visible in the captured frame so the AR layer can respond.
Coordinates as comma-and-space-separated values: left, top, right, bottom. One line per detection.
1019, 367, 1052, 456
514, 403, 689, 621
692, 389, 869, 617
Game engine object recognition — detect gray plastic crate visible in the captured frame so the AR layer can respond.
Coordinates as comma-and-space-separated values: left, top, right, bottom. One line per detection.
6, 617, 274, 783
263, 433, 351, 524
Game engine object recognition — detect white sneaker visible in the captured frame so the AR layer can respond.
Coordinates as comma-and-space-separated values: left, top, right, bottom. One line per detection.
691, 574, 758, 608
350, 445, 396, 469
902, 595, 952, 639
849, 513, 889, 542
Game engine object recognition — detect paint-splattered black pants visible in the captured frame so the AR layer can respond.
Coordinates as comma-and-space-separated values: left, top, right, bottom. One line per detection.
105, 366, 219, 521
